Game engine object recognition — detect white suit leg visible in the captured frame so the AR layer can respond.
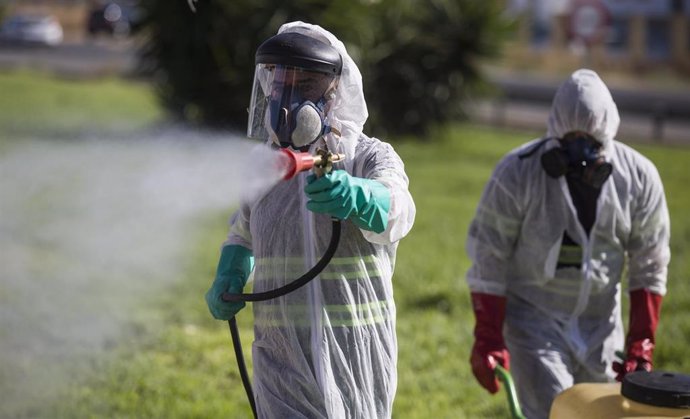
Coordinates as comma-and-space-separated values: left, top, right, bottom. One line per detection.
505, 322, 575, 419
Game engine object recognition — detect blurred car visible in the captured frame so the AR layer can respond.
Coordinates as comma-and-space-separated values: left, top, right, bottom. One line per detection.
0, 14, 64, 47
87, 1, 139, 38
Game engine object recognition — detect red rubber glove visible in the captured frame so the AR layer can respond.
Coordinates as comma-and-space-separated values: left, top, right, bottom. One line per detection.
470, 292, 510, 394
613, 289, 663, 381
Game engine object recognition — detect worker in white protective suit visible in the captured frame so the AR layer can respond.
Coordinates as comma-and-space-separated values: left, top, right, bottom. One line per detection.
205, 21, 416, 418
465, 69, 670, 419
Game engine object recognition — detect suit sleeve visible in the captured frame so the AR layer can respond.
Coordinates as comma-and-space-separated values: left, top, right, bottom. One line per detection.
466, 157, 523, 296
627, 161, 670, 295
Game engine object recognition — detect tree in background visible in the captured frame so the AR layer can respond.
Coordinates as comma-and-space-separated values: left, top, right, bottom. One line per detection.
135, 0, 511, 136
135, 0, 333, 127
354, 0, 511, 136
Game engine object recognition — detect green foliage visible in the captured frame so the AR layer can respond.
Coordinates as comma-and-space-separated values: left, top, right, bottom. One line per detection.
135, 0, 336, 128
352, 0, 512, 136
134, 0, 512, 135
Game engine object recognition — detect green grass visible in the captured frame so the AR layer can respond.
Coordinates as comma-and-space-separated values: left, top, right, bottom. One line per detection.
0, 70, 162, 144
2, 71, 689, 418
49, 214, 257, 419
392, 127, 528, 418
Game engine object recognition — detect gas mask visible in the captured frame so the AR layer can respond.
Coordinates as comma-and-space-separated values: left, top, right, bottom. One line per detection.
247, 32, 342, 150
541, 132, 612, 188
265, 73, 334, 150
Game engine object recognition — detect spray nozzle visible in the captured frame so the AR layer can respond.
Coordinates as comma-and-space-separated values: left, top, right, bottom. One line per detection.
279, 148, 345, 180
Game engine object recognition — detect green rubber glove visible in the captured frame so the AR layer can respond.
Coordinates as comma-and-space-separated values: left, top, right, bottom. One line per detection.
205, 245, 254, 320
304, 170, 391, 233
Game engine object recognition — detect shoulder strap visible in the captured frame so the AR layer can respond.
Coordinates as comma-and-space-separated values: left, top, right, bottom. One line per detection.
518, 137, 553, 160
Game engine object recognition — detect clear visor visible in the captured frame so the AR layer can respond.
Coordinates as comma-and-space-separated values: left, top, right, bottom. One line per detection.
247, 64, 338, 142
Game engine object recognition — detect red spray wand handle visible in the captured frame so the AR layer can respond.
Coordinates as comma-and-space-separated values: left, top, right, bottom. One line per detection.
279, 148, 345, 180
280, 149, 316, 180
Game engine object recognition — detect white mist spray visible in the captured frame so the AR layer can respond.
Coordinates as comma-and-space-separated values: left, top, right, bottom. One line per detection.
0, 127, 289, 415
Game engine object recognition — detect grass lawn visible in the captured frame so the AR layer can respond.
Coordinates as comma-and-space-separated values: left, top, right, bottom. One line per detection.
2, 71, 689, 418
0, 70, 162, 144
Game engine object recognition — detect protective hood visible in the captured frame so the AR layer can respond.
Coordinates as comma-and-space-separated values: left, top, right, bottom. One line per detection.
226, 22, 416, 419
277, 21, 368, 169
546, 69, 620, 151
467, 72, 669, 418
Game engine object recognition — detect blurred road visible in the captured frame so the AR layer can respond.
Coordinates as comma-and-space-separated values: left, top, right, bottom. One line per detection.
470, 72, 690, 145
0, 39, 136, 77
468, 97, 690, 146
1, 39, 688, 145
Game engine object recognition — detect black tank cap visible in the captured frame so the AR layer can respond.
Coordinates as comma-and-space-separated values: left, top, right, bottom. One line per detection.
621, 370, 690, 409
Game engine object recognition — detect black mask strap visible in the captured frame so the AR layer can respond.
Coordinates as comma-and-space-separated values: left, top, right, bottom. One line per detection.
518, 137, 554, 160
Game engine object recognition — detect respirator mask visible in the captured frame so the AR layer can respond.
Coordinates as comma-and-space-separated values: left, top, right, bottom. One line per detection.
540, 132, 612, 188
247, 32, 342, 151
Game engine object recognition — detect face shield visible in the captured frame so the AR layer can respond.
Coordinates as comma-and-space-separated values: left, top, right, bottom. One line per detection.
247, 31, 343, 150
247, 64, 338, 149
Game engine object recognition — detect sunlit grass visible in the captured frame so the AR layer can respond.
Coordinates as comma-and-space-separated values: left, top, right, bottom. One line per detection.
2, 71, 689, 418
0, 70, 163, 143
48, 125, 690, 419
50, 213, 258, 419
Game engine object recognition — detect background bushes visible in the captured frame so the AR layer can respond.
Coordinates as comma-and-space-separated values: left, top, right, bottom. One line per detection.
135, 0, 511, 136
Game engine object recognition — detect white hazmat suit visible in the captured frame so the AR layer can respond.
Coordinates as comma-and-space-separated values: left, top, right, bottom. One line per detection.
466, 69, 670, 419
224, 22, 415, 418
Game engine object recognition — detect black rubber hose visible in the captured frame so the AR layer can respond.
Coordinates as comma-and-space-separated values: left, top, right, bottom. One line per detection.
222, 219, 342, 419
221, 219, 341, 302
228, 317, 257, 418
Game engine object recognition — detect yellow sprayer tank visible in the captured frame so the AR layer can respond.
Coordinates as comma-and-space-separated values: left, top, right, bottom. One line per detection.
550, 371, 690, 419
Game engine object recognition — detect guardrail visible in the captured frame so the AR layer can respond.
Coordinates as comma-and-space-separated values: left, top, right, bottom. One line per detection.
484, 75, 690, 144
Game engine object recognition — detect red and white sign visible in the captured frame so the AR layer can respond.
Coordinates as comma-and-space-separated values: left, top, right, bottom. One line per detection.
569, 0, 611, 45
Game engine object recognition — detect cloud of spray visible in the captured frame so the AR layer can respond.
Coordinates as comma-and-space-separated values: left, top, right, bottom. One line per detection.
240, 142, 294, 202
0, 127, 287, 414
